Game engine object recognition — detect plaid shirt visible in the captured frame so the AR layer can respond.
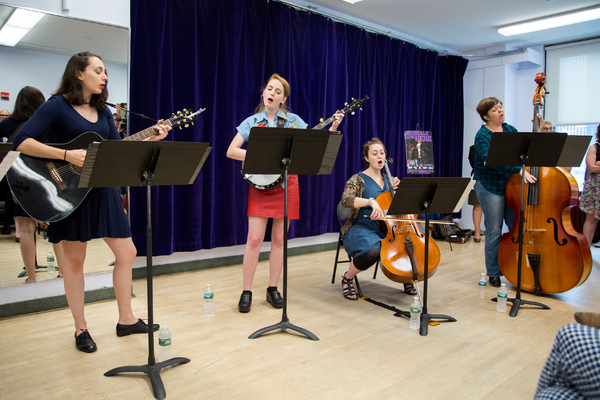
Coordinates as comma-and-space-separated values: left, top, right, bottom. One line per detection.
473, 123, 521, 195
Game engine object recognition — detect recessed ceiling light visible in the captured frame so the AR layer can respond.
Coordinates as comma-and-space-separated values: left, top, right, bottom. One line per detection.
0, 8, 45, 47
499, 6, 600, 36
343, 0, 364, 4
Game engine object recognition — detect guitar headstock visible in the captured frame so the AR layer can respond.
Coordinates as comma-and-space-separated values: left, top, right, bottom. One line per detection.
168, 107, 206, 130
341, 96, 370, 115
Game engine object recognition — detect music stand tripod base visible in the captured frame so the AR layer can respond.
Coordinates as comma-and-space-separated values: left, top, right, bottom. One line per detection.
249, 316, 319, 340
104, 357, 191, 400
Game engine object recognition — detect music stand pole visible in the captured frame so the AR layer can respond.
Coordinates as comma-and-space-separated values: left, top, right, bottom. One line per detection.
79, 140, 211, 400
504, 154, 550, 317
104, 149, 190, 400
249, 137, 318, 340
419, 184, 456, 337
387, 178, 472, 336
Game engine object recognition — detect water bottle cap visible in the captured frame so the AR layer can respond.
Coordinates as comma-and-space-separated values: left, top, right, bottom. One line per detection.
206, 284, 211, 287
162, 324, 168, 329
501, 284, 506, 287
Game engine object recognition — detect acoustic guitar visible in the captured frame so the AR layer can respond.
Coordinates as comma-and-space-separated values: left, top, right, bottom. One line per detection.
7, 108, 204, 223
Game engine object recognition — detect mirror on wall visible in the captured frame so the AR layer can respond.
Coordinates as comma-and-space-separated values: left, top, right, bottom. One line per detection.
0, 4, 129, 287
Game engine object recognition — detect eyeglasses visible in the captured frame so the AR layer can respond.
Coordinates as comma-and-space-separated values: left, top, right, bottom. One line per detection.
541, 127, 554, 132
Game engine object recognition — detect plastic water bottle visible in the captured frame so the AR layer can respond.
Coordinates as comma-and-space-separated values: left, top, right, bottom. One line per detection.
410, 296, 422, 329
158, 325, 171, 362
497, 284, 508, 312
47, 250, 55, 274
204, 284, 214, 314
478, 273, 487, 299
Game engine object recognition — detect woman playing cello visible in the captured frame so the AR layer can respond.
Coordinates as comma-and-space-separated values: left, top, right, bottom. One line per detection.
339, 138, 419, 300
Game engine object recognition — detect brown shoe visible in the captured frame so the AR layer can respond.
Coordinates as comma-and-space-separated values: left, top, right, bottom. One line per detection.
574, 312, 600, 329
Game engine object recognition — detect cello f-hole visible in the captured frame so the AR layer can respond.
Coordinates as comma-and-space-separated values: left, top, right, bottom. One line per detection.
389, 225, 398, 243
547, 217, 567, 246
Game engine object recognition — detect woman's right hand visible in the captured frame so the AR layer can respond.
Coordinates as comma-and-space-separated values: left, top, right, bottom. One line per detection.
369, 199, 385, 220
65, 149, 87, 168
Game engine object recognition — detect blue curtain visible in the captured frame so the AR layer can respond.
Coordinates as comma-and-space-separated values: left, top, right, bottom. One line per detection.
128, 0, 469, 256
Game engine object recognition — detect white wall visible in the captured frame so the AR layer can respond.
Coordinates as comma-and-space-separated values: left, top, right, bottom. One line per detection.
459, 45, 545, 230
3, 0, 129, 27
0, 46, 128, 112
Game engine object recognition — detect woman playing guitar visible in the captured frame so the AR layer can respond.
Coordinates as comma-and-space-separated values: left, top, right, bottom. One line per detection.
12, 52, 171, 353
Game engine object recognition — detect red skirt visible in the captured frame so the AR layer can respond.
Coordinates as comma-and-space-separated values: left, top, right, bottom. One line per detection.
247, 175, 299, 219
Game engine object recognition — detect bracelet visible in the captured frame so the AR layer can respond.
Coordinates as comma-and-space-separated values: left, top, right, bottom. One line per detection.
63, 150, 67, 161
368, 197, 373, 207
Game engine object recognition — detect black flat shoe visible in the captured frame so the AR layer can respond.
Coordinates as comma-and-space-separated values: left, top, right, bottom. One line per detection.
75, 330, 97, 353
489, 276, 502, 288
239, 291, 252, 313
266, 287, 283, 309
116, 319, 160, 337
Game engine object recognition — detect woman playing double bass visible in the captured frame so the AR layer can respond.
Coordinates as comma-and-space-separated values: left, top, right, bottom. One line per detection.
473, 97, 538, 288
339, 138, 419, 300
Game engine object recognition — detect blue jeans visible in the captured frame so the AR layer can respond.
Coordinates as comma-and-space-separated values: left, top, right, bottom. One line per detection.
474, 181, 515, 277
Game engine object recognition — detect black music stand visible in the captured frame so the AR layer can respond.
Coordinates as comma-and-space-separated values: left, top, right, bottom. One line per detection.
79, 140, 211, 400
242, 127, 342, 341
387, 177, 472, 336
486, 132, 590, 317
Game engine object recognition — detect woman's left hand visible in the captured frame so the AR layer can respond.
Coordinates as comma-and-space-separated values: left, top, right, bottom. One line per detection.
330, 111, 345, 131
392, 177, 400, 190
148, 119, 172, 141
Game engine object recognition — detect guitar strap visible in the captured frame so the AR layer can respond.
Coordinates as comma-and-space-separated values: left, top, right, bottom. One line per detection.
6, 122, 25, 143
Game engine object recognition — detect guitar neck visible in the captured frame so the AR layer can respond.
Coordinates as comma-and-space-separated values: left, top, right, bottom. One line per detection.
123, 119, 172, 141
312, 113, 340, 130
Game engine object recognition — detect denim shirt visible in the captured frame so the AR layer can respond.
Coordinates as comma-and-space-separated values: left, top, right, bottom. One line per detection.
236, 108, 307, 141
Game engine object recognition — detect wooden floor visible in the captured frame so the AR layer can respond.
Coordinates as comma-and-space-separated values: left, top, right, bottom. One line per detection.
1, 238, 599, 400
0, 226, 116, 286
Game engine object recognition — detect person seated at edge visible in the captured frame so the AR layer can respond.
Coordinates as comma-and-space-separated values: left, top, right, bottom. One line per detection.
227, 73, 344, 313
339, 137, 421, 300
0, 85, 65, 282
12, 51, 171, 353
473, 97, 537, 288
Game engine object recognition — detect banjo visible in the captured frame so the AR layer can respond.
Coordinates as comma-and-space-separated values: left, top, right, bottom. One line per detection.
243, 96, 370, 190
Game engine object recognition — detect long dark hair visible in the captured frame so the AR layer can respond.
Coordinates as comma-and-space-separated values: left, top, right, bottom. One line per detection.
53, 51, 108, 109
11, 86, 46, 122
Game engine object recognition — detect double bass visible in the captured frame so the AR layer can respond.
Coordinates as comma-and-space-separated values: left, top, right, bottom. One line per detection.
498, 73, 592, 294
375, 160, 441, 284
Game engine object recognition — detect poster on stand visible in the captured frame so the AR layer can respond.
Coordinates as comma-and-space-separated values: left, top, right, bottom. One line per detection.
405, 130, 434, 174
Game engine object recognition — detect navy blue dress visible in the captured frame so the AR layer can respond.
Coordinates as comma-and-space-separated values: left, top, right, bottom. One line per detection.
13, 95, 131, 243
343, 172, 389, 258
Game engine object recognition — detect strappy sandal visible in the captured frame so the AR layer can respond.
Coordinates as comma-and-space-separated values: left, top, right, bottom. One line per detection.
403, 283, 417, 295
341, 273, 358, 301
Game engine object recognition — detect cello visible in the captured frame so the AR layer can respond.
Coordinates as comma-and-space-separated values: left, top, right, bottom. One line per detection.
498, 73, 592, 294
375, 160, 441, 284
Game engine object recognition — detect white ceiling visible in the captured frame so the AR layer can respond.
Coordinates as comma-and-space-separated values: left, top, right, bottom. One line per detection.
1, 0, 599, 62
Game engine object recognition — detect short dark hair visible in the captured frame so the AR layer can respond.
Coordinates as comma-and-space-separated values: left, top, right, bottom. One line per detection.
53, 51, 108, 109
596, 124, 600, 143
476, 97, 502, 122
11, 86, 46, 121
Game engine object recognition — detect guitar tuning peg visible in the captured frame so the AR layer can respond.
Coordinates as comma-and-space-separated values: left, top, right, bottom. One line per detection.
179, 125, 183, 130
184, 124, 189, 128
320, 118, 323, 122
351, 112, 355, 115
183, 108, 188, 112
191, 122, 194, 125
